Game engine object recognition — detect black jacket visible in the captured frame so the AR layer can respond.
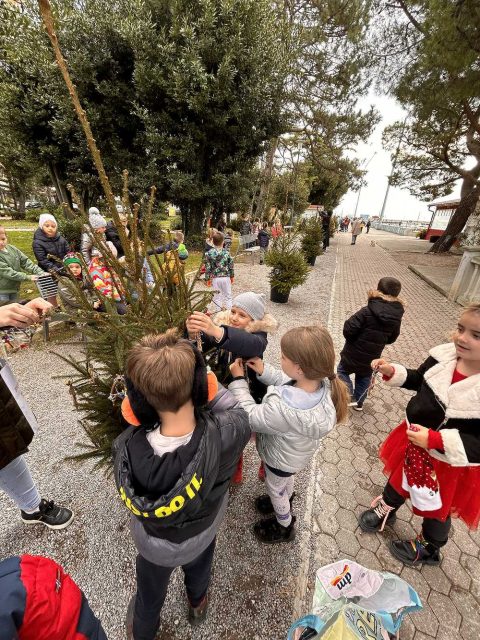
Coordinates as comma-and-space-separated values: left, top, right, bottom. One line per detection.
105, 221, 126, 258
340, 291, 405, 376
385, 342, 480, 465
0, 371, 34, 470
32, 228, 69, 272
113, 408, 250, 543
257, 229, 270, 249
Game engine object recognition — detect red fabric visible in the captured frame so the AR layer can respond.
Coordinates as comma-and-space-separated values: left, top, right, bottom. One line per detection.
19, 555, 83, 640
428, 429, 444, 450
452, 369, 468, 384
380, 422, 480, 529
382, 366, 395, 382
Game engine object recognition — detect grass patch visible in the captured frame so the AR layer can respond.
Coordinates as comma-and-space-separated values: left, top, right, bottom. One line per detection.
0, 218, 36, 230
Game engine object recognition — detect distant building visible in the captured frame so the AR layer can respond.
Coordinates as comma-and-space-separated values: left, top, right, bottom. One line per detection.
302, 204, 323, 219
426, 197, 460, 242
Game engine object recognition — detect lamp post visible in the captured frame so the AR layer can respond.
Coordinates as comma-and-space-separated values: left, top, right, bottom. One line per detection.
353, 151, 376, 219
379, 117, 407, 221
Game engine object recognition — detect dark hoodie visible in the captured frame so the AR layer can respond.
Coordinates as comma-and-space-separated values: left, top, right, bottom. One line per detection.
339, 290, 405, 376
113, 407, 250, 553
32, 228, 69, 272
257, 229, 270, 249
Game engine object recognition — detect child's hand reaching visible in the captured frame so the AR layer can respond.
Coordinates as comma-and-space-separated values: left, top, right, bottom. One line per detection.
186, 311, 223, 341
371, 358, 394, 377
245, 357, 264, 376
406, 423, 429, 449
230, 358, 245, 378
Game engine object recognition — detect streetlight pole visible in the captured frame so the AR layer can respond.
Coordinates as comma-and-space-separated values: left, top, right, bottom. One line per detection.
353, 151, 376, 219
379, 118, 407, 221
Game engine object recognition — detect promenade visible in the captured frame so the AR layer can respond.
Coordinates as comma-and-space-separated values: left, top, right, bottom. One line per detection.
0, 228, 478, 639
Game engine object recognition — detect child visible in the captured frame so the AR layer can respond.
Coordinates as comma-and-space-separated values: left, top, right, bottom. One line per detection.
223, 228, 233, 253
173, 230, 189, 261
32, 213, 70, 273
81, 208, 117, 263
228, 325, 348, 543
257, 222, 270, 264
186, 292, 278, 483
204, 231, 234, 311
113, 331, 250, 638
58, 252, 100, 312
359, 304, 480, 566
88, 249, 126, 314
337, 277, 404, 411
0, 226, 45, 302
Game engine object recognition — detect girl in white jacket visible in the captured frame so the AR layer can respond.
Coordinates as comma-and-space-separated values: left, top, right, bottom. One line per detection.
229, 325, 348, 543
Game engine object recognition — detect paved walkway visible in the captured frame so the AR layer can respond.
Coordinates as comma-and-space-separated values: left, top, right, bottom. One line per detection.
303, 229, 479, 640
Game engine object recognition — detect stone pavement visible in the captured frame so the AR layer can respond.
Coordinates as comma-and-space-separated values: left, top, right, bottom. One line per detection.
298, 229, 479, 639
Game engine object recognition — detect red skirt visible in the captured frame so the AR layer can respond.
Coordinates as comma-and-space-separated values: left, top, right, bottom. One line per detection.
380, 421, 480, 530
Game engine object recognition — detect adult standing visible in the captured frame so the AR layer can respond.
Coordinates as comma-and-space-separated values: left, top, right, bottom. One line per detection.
321, 211, 332, 250
32, 214, 69, 273
351, 218, 363, 245
344, 216, 351, 232
106, 207, 130, 258
217, 215, 226, 233
271, 218, 283, 239
0, 299, 74, 529
366, 220, 371, 234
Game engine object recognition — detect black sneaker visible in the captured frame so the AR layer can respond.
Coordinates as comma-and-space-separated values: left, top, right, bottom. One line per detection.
188, 593, 209, 626
254, 492, 296, 515
253, 515, 296, 544
21, 499, 74, 530
389, 535, 441, 566
358, 495, 396, 533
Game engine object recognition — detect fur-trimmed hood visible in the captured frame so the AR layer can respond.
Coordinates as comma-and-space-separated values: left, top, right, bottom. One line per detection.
213, 310, 278, 334
367, 289, 405, 307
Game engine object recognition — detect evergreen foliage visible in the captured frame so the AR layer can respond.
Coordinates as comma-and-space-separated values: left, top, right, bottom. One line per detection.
301, 217, 323, 260
265, 233, 309, 295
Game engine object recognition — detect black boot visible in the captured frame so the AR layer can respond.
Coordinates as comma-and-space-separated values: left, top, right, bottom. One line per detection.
255, 492, 295, 515
389, 534, 441, 566
253, 515, 296, 544
188, 593, 209, 626
358, 495, 396, 532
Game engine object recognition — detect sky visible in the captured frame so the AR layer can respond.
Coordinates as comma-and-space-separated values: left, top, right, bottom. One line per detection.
334, 93, 462, 222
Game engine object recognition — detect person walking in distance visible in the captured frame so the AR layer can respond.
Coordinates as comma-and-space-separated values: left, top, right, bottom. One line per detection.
351, 218, 363, 245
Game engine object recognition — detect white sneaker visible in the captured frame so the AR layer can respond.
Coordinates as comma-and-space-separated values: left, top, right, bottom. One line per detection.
353, 405, 363, 412
348, 401, 357, 407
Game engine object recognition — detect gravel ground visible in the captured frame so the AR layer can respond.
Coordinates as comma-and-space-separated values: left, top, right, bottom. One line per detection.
0, 249, 336, 640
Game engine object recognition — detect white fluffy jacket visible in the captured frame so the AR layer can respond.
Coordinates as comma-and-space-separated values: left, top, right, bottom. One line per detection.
228, 363, 337, 473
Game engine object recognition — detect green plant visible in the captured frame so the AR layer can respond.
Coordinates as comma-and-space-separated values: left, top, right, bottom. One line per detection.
187, 233, 206, 251
57, 215, 84, 251
416, 228, 427, 239
229, 217, 241, 232
265, 233, 309, 294
300, 217, 323, 259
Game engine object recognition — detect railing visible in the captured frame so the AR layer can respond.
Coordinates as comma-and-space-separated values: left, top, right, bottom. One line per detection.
371, 221, 426, 236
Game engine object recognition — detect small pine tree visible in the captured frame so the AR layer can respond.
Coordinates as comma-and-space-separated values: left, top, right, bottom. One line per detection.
300, 217, 323, 261
265, 233, 309, 295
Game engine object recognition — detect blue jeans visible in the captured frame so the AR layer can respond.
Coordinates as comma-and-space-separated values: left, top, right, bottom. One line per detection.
0, 455, 41, 511
337, 362, 371, 407
0, 292, 19, 302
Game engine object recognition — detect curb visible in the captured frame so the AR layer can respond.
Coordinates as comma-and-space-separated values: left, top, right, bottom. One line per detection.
408, 264, 449, 298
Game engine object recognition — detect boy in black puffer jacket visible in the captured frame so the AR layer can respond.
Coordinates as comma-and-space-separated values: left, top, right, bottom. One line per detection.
337, 277, 404, 411
113, 331, 250, 639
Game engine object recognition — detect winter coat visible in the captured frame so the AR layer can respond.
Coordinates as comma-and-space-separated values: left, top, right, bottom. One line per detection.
0, 371, 34, 470
340, 290, 405, 376
105, 220, 129, 258
0, 245, 44, 293
0, 555, 107, 640
257, 229, 270, 249
384, 342, 480, 466
202, 311, 278, 403
351, 219, 363, 235
32, 228, 69, 273
113, 407, 250, 567
229, 363, 336, 473
88, 257, 122, 302
58, 274, 97, 312
239, 220, 252, 237
204, 247, 234, 281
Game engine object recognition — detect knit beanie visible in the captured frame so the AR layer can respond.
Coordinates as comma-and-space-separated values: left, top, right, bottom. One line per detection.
38, 213, 57, 229
63, 252, 82, 268
88, 207, 100, 216
89, 211, 107, 230
232, 292, 266, 321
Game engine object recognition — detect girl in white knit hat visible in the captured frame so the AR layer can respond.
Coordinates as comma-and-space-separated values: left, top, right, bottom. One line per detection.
32, 213, 69, 273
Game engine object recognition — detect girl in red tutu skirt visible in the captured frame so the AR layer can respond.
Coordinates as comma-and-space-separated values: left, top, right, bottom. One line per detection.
359, 304, 480, 566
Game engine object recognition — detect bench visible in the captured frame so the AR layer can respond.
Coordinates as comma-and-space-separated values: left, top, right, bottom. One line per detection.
236, 233, 260, 263
35, 274, 68, 341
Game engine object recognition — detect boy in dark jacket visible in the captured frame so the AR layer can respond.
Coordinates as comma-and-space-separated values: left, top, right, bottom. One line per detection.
113, 331, 250, 639
257, 223, 270, 264
338, 277, 404, 411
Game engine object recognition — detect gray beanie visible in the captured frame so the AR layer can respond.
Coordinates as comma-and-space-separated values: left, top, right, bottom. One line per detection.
232, 292, 266, 321
89, 211, 107, 230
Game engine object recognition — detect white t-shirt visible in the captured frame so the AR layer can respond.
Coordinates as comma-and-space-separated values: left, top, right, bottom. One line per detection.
146, 427, 194, 457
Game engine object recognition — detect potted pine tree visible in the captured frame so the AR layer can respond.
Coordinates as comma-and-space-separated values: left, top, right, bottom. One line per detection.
265, 234, 309, 303
301, 217, 323, 266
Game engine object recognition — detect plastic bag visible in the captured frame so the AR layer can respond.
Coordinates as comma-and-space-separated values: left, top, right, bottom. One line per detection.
288, 560, 422, 640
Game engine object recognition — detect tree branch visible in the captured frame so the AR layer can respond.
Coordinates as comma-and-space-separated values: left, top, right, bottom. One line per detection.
395, 0, 426, 34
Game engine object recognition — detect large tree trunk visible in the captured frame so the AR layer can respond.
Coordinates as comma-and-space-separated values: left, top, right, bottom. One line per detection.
182, 204, 205, 236
48, 162, 72, 211
429, 185, 480, 253
254, 137, 278, 219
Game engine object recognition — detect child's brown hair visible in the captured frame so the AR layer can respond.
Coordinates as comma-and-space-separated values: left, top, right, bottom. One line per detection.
174, 230, 184, 243
280, 325, 349, 423
126, 329, 195, 413
212, 231, 225, 247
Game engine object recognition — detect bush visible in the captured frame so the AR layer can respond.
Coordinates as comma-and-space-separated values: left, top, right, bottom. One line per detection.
187, 233, 206, 251
301, 218, 323, 260
265, 234, 309, 294
58, 215, 84, 251
416, 228, 427, 239
229, 217, 241, 232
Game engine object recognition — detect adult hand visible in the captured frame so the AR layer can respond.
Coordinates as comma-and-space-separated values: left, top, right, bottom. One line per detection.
186, 311, 223, 341
230, 358, 245, 378
406, 424, 429, 449
245, 357, 264, 375
30, 275, 39, 281
371, 358, 394, 377
0, 302, 41, 328
25, 298, 53, 317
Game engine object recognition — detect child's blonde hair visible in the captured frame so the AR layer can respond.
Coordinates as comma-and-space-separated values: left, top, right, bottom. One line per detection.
462, 303, 480, 317
212, 231, 225, 247
281, 326, 349, 423
174, 230, 184, 243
